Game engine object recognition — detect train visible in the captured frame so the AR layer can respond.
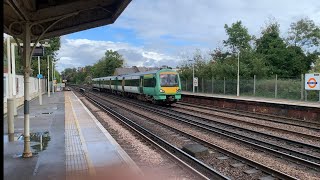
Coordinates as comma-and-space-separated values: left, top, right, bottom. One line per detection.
92, 68, 182, 105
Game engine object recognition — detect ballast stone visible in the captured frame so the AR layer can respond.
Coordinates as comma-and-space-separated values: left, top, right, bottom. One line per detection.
182, 143, 209, 158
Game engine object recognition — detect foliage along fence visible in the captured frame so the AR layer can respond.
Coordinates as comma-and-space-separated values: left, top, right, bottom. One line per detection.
181, 75, 320, 102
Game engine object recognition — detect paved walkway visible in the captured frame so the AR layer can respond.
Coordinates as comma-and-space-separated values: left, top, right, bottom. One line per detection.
4, 91, 138, 180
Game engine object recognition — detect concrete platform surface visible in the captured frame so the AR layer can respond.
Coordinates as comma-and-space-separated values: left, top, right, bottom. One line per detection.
4, 91, 138, 180
182, 91, 320, 108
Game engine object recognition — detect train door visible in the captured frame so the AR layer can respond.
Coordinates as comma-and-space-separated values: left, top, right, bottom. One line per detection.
139, 76, 143, 94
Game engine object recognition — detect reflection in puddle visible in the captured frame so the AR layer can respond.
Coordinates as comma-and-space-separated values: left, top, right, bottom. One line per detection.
4, 133, 21, 143
19, 131, 51, 153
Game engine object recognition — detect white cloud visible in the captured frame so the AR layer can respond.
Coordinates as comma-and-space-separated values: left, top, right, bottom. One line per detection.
56, 37, 180, 72
57, 1, 320, 72
115, 0, 320, 46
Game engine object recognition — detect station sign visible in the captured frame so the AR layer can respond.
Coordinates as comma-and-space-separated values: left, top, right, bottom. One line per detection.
193, 77, 198, 87
37, 74, 43, 79
20, 46, 45, 57
305, 73, 320, 90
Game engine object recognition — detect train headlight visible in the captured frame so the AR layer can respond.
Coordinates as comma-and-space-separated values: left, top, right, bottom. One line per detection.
176, 89, 181, 93
160, 89, 165, 93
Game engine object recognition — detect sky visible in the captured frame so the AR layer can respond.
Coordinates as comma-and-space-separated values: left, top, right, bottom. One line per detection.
5, 0, 320, 72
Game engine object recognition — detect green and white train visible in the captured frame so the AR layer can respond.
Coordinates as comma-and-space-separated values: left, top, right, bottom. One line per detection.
92, 68, 182, 104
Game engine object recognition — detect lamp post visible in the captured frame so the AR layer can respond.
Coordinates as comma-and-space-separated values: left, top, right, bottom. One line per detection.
47, 55, 50, 97
188, 60, 195, 93
52, 59, 54, 94
237, 51, 240, 97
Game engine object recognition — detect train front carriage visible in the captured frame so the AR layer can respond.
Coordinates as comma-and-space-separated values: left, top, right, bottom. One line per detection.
155, 70, 181, 104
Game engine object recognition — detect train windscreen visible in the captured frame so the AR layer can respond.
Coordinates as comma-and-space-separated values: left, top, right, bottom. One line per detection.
160, 73, 179, 87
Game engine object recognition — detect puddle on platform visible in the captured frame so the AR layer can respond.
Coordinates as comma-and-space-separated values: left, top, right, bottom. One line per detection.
18, 131, 51, 153
3, 134, 21, 143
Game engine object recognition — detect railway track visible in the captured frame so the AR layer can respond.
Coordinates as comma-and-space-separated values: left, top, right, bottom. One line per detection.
177, 102, 320, 131
72, 85, 320, 179
105, 93, 320, 169
84, 86, 320, 167
71, 86, 228, 180
72, 86, 310, 179
79, 88, 298, 179
172, 104, 320, 141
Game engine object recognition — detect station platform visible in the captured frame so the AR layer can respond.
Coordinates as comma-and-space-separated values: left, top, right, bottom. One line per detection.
182, 91, 320, 108
4, 91, 139, 180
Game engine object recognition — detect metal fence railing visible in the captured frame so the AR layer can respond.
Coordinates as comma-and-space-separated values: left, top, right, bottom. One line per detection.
181, 75, 320, 102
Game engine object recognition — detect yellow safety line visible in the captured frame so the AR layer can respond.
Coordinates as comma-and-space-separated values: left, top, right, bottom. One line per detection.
67, 92, 96, 176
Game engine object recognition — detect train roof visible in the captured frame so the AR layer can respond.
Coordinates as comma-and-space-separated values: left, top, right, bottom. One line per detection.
92, 68, 178, 81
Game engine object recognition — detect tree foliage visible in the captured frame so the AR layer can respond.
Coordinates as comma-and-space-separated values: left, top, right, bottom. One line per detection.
92, 50, 124, 78
179, 18, 319, 80
3, 36, 61, 81
223, 21, 252, 52
62, 50, 124, 84
287, 17, 320, 50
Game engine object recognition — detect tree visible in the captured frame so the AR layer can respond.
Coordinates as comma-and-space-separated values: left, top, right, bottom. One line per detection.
92, 50, 124, 77
30, 37, 61, 78
223, 21, 252, 53
309, 54, 320, 73
256, 22, 289, 76
287, 17, 320, 51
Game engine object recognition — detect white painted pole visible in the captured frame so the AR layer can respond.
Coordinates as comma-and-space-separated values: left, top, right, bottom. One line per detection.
301, 74, 304, 100
7, 37, 14, 137
52, 60, 54, 94
237, 51, 240, 96
275, 74, 278, 98
224, 77, 226, 94
38, 56, 42, 105
22, 22, 32, 158
253, 75, 256, 96
11, 44, 17, 116
54, 62, 56, 91
192, 62, 195, 93
7, 37, 12, 98
48, 55, 50, 97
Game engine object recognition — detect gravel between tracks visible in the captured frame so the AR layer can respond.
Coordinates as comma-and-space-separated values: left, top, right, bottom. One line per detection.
79, 96, 202, 180
103, 96, 320, 180
172, 107, 320, 156
175, 104, 320, 138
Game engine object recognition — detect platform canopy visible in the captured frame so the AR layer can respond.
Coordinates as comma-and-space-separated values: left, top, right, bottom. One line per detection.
4, 0, 131, 40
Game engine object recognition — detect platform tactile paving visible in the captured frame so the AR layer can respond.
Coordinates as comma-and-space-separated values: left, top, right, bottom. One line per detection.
65, 93, 90, 180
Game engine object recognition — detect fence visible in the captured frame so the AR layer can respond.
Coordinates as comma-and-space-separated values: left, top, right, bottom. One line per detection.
3, 73, 47, 114
181, 75, 320, 102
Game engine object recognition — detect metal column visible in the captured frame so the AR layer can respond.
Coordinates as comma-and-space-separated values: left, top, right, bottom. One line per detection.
52, 60, 54, 94
301, 74, 304, 100
253, 75, 256, 96
47, 55, 50, 97
7, 37, 14, 139
38, 56, 42, 105
11, 44, 17, 116
275, 74, 278, 98
22, 22, 32, 158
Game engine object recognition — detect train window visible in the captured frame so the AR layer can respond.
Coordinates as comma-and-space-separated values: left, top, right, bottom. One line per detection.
111, 80, 116, 85
160, 74, 178, 87
144, 78, 155, 87
125, 79, 139, 86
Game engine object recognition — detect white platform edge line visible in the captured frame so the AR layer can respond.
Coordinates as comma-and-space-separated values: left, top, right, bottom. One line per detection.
182, 92, 320, 108
71, 91, 141, 173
